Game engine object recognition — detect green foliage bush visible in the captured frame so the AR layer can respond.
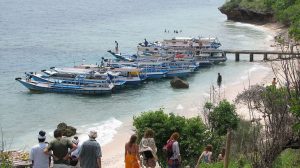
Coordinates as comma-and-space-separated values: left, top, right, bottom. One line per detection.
273, 149, 300, 168
0, 152, 13, 168
222, 0, 300, 41
208, 100, 239, 136
133, 109, 224, 167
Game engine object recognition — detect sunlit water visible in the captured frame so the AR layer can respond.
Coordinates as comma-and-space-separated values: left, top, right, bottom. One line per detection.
0, 0, 273, 150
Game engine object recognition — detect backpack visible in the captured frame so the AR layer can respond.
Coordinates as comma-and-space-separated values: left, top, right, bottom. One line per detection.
142, 150, 154, 160
163, 140, 174, 159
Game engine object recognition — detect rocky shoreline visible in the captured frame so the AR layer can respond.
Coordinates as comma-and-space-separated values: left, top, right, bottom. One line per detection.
218, 5, 274, 24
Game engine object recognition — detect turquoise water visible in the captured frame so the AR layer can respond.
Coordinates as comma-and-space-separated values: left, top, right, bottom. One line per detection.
0, 0, 272, 149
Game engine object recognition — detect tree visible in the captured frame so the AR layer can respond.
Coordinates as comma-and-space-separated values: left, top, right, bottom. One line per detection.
133, 109, 223, 167
208, 100, 239, 136
236, 85, 294, 168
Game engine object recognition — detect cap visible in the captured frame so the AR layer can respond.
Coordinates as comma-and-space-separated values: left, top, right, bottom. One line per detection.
38, 130, 46, 139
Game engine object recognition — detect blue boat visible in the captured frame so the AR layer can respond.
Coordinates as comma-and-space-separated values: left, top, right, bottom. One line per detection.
27, 72, 126, 89
108, 67, 146, 85
165, 68, 194, 78
15, 78, 114, 95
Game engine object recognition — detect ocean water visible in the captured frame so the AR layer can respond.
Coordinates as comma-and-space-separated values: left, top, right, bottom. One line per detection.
0, 0, 273, 150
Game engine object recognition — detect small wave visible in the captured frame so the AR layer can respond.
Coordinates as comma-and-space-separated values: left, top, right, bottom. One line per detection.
233, 22, 267, 32
176, 104, 184, 110
77, 118, 123, 146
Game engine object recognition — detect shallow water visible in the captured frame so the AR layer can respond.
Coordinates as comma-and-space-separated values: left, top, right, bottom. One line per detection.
0, 0, 273, 150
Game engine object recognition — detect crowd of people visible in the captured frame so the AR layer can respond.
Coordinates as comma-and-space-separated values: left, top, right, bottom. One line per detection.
30, 128, 227, 168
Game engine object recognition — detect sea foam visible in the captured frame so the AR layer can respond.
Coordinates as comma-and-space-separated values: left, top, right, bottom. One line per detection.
77, 118, 122, 146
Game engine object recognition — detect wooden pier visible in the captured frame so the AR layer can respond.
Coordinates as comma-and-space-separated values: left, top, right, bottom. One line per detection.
223, 50, 299, 62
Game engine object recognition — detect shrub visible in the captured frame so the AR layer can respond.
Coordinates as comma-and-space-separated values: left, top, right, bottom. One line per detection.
133, 109, 224, 167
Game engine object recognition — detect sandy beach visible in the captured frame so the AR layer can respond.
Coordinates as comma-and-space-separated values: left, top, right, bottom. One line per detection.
99, 23, 283, 168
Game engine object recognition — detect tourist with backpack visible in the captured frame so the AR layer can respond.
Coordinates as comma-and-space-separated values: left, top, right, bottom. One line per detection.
139, 128, 157, 168
164, 132, 181, 168
195, 144, 213, 167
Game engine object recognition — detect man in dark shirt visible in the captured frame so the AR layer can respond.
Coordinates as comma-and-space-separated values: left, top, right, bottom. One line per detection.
79, 130, 102, 168
217, 73, 222, 87
44, 129, 77, 168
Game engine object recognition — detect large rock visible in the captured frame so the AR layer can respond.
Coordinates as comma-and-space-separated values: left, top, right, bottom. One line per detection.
219, 6, 274, 23
170, 77, 189, 89
57, 122, 76, 137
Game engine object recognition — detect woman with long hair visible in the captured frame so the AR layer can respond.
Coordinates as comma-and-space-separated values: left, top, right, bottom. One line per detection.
125, 134, 141, 168
166, 132, 181, 168
139, 128, 157, 168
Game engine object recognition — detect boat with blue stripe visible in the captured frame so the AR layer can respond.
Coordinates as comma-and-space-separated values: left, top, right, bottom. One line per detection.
15, 78, 114, 95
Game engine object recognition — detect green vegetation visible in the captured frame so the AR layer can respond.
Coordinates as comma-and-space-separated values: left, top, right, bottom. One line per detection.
197, 160, 251, 168
222, 0, 300, 40
208, 100, 239, 136
133, 100, 239, 167
133, 109, 224, 167
222, 0, 270, 13
0, 152, 12, 168
273, 149, 300, 168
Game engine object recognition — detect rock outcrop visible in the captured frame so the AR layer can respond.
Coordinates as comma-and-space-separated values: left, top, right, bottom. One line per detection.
219, 6, 274, 24
57, 122, 76, 137
170, 77, 189, 89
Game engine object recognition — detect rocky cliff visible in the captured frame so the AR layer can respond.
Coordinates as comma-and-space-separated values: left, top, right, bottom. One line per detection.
219, 6, 274, 24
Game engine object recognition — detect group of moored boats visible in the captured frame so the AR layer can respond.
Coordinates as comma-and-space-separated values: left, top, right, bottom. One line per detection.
16, 36, 227, 95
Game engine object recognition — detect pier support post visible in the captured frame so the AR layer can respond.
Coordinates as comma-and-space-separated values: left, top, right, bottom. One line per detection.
263, 53, 268, 61
278, 54, 282, 59
250, 53, 254, 62
235, 53, 240, 62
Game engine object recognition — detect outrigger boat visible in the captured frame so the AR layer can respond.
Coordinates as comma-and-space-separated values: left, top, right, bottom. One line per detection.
15, 77, 114, 95
107, 50, 137, 62
26, 72, 126, 89
137, 37, 222, 56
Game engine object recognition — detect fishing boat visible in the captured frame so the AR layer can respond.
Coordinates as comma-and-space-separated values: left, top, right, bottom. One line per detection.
15, 77, 114, 95
108, 67, 146, 85
137, 62, 168, 79
137, 37, 222, 56
107, 50, 137, 62
26, 72, 126, 89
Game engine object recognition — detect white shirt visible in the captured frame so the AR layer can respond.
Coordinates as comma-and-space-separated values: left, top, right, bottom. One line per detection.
170, 141, 180, 160
30, 142, 49, 168
71, 144, 81, 158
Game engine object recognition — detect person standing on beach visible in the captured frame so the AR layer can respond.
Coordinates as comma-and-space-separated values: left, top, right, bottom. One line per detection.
44, 129, 77, 168
139, 128, 157, 168
272, 78, 277, 87
30, 130, 50, 168
79, 130, 102, 168
125, 134, 141, 168
217, 73, 222, 87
